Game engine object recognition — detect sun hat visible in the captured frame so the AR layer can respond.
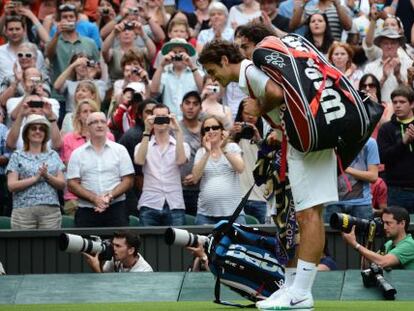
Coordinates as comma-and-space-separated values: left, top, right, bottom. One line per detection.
373, 27, 405, 47
161, 38, 196, 57
22, 114, 51, 142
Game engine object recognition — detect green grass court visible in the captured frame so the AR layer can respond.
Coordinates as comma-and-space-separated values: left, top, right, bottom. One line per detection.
1, 271, 413, 310
0, 301, 414, 311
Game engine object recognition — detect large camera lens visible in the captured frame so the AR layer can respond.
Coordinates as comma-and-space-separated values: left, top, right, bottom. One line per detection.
59, 233, 113, 261
329, 213, 383, 236
164, 228, 208, 247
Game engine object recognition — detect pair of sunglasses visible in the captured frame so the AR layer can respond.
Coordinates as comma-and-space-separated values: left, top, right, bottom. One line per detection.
204, 125, 221, 132
17, 52, 33, 59
59, 4, 76, 11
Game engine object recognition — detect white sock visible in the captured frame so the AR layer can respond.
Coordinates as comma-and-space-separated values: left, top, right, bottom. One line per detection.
290, 259, 317, 296
284, 267, 296, 287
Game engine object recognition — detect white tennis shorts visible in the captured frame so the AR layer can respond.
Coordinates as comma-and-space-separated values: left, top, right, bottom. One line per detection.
287, 145, 338, 212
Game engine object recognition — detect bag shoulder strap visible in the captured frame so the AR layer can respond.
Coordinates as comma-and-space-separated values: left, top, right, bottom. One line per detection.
213, 275, 256, 308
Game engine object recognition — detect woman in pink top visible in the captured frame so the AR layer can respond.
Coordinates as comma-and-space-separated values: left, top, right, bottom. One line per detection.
60, 99, 114, 215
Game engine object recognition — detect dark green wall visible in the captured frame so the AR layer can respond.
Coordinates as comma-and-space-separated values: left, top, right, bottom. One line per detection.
1, 225, 410, 275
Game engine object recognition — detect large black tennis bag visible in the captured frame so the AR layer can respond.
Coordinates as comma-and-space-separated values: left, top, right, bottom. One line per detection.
252, 34, 384, 168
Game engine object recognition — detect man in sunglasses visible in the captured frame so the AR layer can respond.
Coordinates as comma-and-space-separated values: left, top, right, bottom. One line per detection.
0, 15, 45, 84
45, 3, 99, 86
134, 103, 190, 226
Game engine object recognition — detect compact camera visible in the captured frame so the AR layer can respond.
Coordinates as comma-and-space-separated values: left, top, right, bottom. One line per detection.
86, 60, 97, 67
172, 54, 183, 61
153, 116, 170, 125
124, 22, 135, 31
207, 85, 220, 93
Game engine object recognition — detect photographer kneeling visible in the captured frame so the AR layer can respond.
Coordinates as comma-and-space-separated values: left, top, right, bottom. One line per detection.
342, 207, 414, 269
83, 231, 153, 273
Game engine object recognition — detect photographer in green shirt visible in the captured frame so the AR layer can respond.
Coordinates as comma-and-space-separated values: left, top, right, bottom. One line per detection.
343, 206, 414, 270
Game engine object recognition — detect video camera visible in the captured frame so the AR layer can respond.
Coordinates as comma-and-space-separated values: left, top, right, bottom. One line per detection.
329, 212, 384, 237
59, 233, 114, 261
361, 263, 397, 300
164, 228, 209, 248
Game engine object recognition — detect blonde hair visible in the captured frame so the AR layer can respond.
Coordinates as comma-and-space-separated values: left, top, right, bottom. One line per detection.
75, 81, 101, 109
72, 99, 100, 133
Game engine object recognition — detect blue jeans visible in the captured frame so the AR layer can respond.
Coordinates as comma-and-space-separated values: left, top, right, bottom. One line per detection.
139, 202, 185, 226
324, 204, 373, 224
195, 214, 246, 225
244, 200, 267, 224
388, 186, 414, 214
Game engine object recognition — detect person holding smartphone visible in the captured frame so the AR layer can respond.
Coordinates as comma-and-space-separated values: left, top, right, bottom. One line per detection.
134, 103, 190, 226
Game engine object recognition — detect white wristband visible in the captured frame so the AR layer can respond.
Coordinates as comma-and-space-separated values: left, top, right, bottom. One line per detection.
355, 243, 361, 251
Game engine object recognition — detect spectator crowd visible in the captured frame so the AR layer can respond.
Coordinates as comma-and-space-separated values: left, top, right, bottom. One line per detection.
0, 0, 413, 230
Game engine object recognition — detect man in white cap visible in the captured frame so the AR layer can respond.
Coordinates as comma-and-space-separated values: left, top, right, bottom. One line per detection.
364, 27, 411, 103
150, 38, 203, 120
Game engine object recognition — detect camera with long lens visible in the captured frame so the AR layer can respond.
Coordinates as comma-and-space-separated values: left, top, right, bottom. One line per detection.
59, 233, 114, 261
240, 122, 255, 140
164, 228, 209, 248
361, 263, 397, 300
329, 213, 384, 236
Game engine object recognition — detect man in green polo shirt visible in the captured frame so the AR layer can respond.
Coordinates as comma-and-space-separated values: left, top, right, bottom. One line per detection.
45, 3, 99, 85
343, 206, 414, 270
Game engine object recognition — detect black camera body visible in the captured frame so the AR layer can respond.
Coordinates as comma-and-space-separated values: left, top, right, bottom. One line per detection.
154, 116, 170, 125
28, 100, 44, 108
240, 123, 255, 140
172, 54, 183, 61
124, 22, 134, 31
101, 7, 109, 15
361, 263, 397, 300
131, 67, 141, 75
329, 212, 384, 236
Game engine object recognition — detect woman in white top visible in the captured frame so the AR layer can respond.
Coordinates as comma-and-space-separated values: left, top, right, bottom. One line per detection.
196, 2, 234, 53
228, 0, 261, 30
200, 75, 233, 129
192, 116, 245, 225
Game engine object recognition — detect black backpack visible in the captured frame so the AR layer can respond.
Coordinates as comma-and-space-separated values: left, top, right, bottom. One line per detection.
250, 34, 384, 169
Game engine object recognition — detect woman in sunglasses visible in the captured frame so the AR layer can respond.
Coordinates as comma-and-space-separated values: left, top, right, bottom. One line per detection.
359, 73, 393, 139
0, 42, 49, 108
6, 114, 65, 229
192, 116, 246, 225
